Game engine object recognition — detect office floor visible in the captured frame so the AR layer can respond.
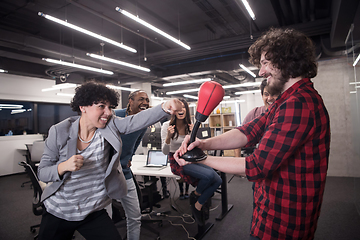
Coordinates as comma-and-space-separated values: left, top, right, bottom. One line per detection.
1, 173, 360, 240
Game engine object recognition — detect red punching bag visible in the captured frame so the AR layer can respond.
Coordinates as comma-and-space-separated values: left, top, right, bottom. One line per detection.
181, 81, 224, 162
195, 81, 225, 122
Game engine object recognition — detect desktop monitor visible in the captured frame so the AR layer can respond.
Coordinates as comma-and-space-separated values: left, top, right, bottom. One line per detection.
142, 127, 162, 150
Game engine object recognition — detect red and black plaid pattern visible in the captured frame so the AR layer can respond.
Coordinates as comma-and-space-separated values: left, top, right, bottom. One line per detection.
168, 152, 198, 187
238, 78, 330, 240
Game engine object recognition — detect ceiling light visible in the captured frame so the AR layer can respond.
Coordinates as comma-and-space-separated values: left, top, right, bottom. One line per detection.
223, 82, 261, 89
87, 53, 150, 72
356, 86, 360, 89
42, 83, 77, 92
166, 88, 199, 95
0, 104, 23, 109
0, 69, 8, 73
115, 7, 191, 50
11, 109, 26, 114
350, 91, 357, 94
241, 0, 256, 20
106, 85, 138, 92
42, 58, 113, 75
38, 12, 136, 53
166, 81, 261, 95
56, 93, 75, 97
353, 53, 360, 66
164, 78, 211, 87
151, 96, 164, 101
163, 74, 189, 80
235, 89, 261, 95
183, 94, 198, 100
349, 82, 360, 85
221, 100, 245, 104
239, 64, 256, 78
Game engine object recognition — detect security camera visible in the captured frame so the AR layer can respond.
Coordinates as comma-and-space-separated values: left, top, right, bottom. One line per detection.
60, 74, 70, 82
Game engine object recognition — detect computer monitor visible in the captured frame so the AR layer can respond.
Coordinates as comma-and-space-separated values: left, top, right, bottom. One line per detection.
142, 127, 162, 150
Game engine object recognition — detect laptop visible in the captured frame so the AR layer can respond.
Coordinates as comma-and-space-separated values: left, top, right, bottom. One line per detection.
139, 150, 168, 170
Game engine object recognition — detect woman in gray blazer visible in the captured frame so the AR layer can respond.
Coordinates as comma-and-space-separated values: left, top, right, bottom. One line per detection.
37, 81, 181, 240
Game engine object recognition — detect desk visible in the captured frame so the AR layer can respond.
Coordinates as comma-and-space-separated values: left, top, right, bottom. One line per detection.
130, 155, 233, 240
131, 155, 176, 178
0, 134, 43, 176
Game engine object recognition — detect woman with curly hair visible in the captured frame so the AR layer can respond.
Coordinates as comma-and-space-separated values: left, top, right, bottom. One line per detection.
161, 98, 221, 226
37, 81, 182, 240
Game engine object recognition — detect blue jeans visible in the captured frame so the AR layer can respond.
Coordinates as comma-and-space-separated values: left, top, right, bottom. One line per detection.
183, 163, 222, 205
118, 178, 141, 240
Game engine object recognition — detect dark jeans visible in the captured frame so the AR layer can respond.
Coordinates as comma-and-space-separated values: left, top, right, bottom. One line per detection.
183, 163, 222, 205
38, 209, 121, 240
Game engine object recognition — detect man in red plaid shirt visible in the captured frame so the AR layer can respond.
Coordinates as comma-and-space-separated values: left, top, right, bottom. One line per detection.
174, 28, 330, 240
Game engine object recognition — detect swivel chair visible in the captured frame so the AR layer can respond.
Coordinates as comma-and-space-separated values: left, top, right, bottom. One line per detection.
18, 161, 44, 240
21, 140, 45, 188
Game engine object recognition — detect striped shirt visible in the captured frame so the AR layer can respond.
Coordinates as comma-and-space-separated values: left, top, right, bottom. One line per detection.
44, 130, 112, 221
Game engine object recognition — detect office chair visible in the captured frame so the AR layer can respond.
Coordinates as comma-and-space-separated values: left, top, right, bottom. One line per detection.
21, 144, 33, 188
18, 161, 44, 240
21, 140, 45, 188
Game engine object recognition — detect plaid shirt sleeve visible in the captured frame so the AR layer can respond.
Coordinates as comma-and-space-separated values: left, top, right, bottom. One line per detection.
240, 97, 314, 181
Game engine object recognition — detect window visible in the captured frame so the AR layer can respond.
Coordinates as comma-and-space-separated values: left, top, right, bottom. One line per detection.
0, 100, 75, 136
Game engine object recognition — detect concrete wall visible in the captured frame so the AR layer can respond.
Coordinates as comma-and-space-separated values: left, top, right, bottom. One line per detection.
314, 57, 359, 177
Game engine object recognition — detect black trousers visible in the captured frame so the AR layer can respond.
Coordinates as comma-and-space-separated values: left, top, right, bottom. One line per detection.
38, 209, 122, 240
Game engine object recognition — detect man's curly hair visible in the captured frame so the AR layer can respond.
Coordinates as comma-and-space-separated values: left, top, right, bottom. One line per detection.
70, 81, 119, 114
248, 28, 317, 80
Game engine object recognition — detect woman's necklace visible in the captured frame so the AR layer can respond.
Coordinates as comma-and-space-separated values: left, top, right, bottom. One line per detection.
78, 131, 96, 144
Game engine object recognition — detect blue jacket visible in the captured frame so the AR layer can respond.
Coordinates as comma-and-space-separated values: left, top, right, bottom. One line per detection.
114, 109, 147, 180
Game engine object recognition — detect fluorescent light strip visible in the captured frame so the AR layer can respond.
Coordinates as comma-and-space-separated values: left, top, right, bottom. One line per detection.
221, 100, 245, 104
223, 96, 231, 99
11, 109, 26, 114
87, 53, 150, 72
163, 74, 189, 80
241, 0, 256, 20
183, 94, 198, 100
350, 91, 357, 94
42, 58, 113, 75
223, 82, 261, 89
151, 96, 164, 101
164, 78, 211, 87
0, 104, 23, 109
353, 53, 360, 66
106, 85, 138, 92
349, 82, 360, 85
0, 69, 8, 73
38, 12, 136, 53
115, 7, 191, 50
42, 83, 77, 92
356, 86, 360, 89
57, 93, 75, 97
239, 64, 256, 78
235, 89, 261, 95
166, 82, 261, 95
166, 88, 199, 95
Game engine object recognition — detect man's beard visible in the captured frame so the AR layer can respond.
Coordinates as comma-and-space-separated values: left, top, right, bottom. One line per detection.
268, 75, 287, 95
